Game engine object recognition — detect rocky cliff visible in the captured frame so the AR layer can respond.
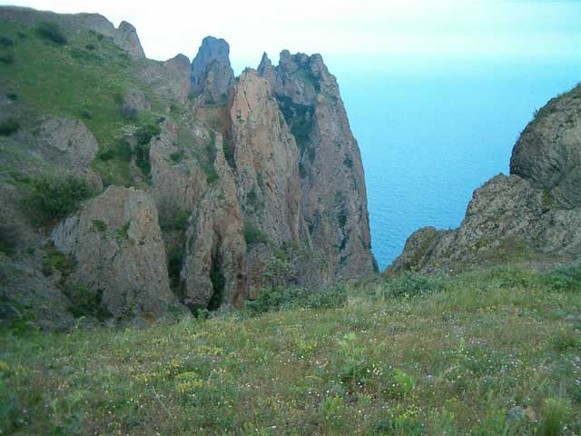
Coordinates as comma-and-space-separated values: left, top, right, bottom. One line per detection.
0, 7, 375, 328
388, 84, 581, 274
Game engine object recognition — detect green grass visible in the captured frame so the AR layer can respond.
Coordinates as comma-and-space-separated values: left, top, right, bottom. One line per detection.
0, 20, 165, 187
1, 264, 579, 434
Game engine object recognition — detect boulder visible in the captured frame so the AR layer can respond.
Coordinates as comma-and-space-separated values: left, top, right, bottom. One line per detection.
51, 186, 185, 325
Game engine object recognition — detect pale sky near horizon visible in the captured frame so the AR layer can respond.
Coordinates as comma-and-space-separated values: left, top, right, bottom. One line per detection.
2, 0, 580, 72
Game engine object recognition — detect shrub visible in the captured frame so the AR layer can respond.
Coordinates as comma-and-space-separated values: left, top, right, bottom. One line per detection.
0, 53, 14, 65
92, 220, 107, 232
245, 285, 347, 315
98, 141, 131, 162
29, 177, 91, 221
167, 245, 185, 290
0, 118, 20, 136
243, 224, 268, 245
119, 104, 138, 121
383, 272, 445, 298
169, 151, 184, 164
63, 283, 111, 321
135, 122, 161, 146
36, 21, 67, 45
0, 225, 18, 256
135, 143, 151, 175
539, 398, 571, 436
222, 138, 236, 169
0, 36, 14, 47
542, 264, 581, 292
343, 155, 353, 168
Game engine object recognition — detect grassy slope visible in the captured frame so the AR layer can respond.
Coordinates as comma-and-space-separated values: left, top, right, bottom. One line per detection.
0, 20, 164, 186
1, 264, 579, 434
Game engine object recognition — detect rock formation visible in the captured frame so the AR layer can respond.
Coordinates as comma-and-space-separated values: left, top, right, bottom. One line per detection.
389, 84, 581, 274
51, 186, 187, 325
190, 36, 234, 104
0, 6, 376, 328
0, 6, 145, 59
258, 51, 377, 281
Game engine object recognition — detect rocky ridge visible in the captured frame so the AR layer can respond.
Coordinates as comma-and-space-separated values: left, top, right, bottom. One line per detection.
0, 7, 376, 328
388, 84, 581, 274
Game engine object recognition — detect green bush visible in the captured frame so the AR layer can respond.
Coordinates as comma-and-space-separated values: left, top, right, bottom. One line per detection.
0, 225, 18, 256
29, 177, 91, 221
63, 283, 111, 321
0, 36, 14, 47
98, 141, 131, 162
383, 272, 445, 298
245, 285, 347, 315
135, 142, 151, 175
36, 21, 67, 45
0, 118, 20, 136
0, 53, 14, 65
542, 264, 581, 292
243, 224, 268, 245
167, 245, 185, 290
169, 151, 184, 164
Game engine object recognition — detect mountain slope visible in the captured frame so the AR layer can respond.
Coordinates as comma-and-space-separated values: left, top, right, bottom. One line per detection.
0, 7, 376, 328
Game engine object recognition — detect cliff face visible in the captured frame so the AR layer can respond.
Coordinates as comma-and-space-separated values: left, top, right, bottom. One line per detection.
0, 7, 376, 328
389, 84, 581, 274
258, 51, 377, 282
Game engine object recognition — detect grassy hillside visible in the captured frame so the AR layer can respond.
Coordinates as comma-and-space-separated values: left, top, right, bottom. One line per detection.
1, 264, 579, 434
0, 19, 166, 187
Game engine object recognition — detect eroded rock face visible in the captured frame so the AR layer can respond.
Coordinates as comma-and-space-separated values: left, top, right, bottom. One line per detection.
136, 54, 192, 105
230, 70, 303, 243
51, 186, 185, 324
259, 51, 377, 280
190, 36, 234, 104
389, 85, 581, 274
510, 85, 581, 209
37, 118, 102, 191
181, 144, 247, 311
113, 21, 145, 60
148, 119, 208, 226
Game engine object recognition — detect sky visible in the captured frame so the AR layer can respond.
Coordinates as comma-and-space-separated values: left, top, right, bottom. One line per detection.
3, 0, 580, 72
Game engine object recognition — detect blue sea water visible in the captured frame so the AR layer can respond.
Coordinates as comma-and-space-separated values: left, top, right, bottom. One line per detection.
329, 57, 580, 270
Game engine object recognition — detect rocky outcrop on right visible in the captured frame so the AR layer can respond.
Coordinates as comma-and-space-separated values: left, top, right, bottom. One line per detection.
389, 84, 581, 274
511, 86, 581, 209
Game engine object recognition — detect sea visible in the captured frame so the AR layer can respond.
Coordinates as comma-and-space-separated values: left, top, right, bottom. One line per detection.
330, 56, 580, 270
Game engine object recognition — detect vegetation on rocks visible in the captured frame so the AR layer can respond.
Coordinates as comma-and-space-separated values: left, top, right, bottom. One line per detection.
1, 263, 579, 434
28, 176, 92, 221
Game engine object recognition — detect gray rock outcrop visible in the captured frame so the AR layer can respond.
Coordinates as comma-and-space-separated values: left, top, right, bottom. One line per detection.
389, 84, 581, 274
51, 186, 186, 324
113, 21, 145, 60
190, 36, 234, 104
259, 50, 377, 281
180, 141, 247, 311
136, 54, 192, 104
510, 85, 581, 209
